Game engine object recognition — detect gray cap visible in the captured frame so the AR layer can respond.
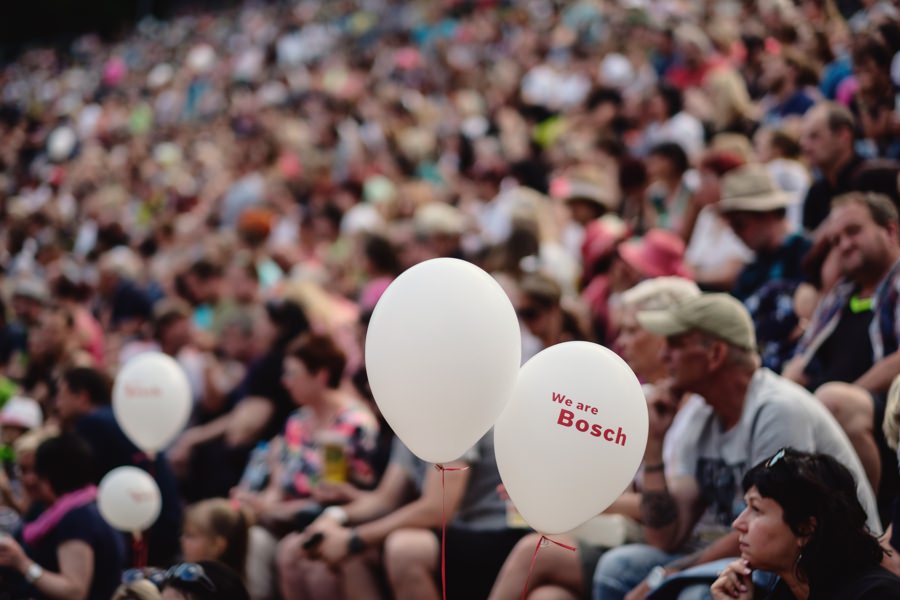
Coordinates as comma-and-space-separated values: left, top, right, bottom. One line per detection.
636, 293, 756, 351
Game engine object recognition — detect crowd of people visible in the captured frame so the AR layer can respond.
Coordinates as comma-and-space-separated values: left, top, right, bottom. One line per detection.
2, 0, 900, 598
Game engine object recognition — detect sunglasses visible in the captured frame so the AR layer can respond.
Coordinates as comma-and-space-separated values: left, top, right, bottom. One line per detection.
121, 567, 166, 589
123, 563, 217, 592
165, 563, 217, 591
766, 448, 787, 469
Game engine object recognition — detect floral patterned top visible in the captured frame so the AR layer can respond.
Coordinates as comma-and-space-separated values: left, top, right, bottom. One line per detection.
274, 401, 379, 498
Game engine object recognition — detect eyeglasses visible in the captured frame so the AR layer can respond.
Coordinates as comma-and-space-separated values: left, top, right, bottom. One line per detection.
766, 448, 787, 469
165, 563, 216, 592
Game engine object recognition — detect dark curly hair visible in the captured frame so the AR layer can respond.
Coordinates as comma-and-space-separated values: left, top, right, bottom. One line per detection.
742, 449, 884, 592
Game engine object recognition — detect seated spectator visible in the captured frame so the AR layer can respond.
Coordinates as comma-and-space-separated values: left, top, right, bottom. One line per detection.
712, 449, 900, 599
582, 229, 691, 345
0, 434, 124, 600
170, 299, 309, 501
758, 48, 818, 127
644, 142, 694, 233
277, 431, 525, 600
489, 276, 703, 600
181, 499, 251, 581
231, 332, 378, 529
0, 396, 44, 529
800, 102, 900, 231
0, 427, 55, 523
160, 560, 250, 600
755, 127, 811, 231
785, 192, 900, 501
56, 366, 182, 565
719, 164, 810, 302
592, 293, 879, 600
681, 151, 753, 292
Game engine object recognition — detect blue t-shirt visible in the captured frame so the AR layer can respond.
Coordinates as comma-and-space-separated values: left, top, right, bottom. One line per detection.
27, 503, 124, 600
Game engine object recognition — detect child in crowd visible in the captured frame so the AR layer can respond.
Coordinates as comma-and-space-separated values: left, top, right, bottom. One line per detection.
181, 499, 251, 580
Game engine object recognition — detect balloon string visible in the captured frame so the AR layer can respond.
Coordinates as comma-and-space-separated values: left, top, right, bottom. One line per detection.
132, 533, 148, 568
434, 464, 468, 600
521, 535, 576, 600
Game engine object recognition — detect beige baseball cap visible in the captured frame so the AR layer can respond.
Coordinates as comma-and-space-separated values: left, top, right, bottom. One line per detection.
636, 293, 756, 351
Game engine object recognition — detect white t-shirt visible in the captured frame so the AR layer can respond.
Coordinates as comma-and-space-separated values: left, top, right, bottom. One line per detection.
685, 206, 754, 279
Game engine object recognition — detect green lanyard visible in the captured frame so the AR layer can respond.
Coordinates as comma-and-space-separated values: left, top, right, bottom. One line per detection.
849, 294, 873, 314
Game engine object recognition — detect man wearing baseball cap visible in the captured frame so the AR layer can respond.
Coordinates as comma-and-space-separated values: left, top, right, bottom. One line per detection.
592, 293, 879, 600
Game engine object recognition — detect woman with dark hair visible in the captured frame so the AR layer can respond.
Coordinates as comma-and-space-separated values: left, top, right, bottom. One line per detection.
0, 434, 124, 600
712, 448, 900, 599
169, 299, 310, 501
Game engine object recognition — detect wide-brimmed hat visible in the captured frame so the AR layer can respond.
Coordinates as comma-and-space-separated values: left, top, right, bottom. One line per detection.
718, 164, 795, 213
617, 229, 692, 279
552, 166, 619, 212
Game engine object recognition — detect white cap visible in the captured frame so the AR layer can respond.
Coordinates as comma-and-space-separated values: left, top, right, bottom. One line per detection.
0, 396, 43, 431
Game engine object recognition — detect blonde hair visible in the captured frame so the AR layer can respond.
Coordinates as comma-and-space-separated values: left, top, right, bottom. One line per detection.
13, 426, 58, 455
111, 580, 162, 600
184, 498, 251, 578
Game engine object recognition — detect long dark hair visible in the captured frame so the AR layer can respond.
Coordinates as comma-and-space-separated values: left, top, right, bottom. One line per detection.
742, 449, 884, 591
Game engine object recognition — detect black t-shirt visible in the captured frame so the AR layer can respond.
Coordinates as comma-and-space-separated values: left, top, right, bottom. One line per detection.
231, 350, 294, 442
803, 155, 900, 232
806, 301, 874, 390
27, 503, 124, 600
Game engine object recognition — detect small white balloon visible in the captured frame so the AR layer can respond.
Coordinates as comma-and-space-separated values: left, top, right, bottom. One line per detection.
98, 467, 161, 533
113, 352, 191, 455
495, 342, 648, 534
366, 258, 521, 463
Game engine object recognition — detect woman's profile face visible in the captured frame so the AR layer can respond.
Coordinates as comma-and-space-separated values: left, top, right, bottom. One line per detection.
732, 486, 803, 573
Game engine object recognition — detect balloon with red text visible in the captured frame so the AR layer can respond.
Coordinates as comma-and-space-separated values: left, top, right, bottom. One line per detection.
494, 341, 648, 534
366, 258, 521, 464
113, 352, 192, 456
98, 466, 162, 533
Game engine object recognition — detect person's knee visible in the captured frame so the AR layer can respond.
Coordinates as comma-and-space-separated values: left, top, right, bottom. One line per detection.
276, 532, 304, 571
593, 544, 666, 596
384, 529, 436, 581
508, 533, 544, 568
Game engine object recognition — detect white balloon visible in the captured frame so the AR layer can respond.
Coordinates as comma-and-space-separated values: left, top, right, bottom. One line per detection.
366, 258, 521, 463
113, 352, 191, 455
495, 342, 648, 534
97, 467, 161, 533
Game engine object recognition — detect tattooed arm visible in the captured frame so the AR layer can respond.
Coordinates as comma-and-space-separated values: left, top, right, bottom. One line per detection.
639, 472, 702, 552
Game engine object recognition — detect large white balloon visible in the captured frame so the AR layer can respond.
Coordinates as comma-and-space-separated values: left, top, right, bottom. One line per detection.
495, 342, 648, 534
366, 258, 521, 463
98, 467, 162, 533
113, 352, 191, 455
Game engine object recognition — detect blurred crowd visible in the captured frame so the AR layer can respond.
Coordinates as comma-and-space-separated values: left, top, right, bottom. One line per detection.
2, 0, 900, 599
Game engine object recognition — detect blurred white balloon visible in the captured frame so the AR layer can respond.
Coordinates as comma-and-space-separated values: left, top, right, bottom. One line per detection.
98, 467, 161, 533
